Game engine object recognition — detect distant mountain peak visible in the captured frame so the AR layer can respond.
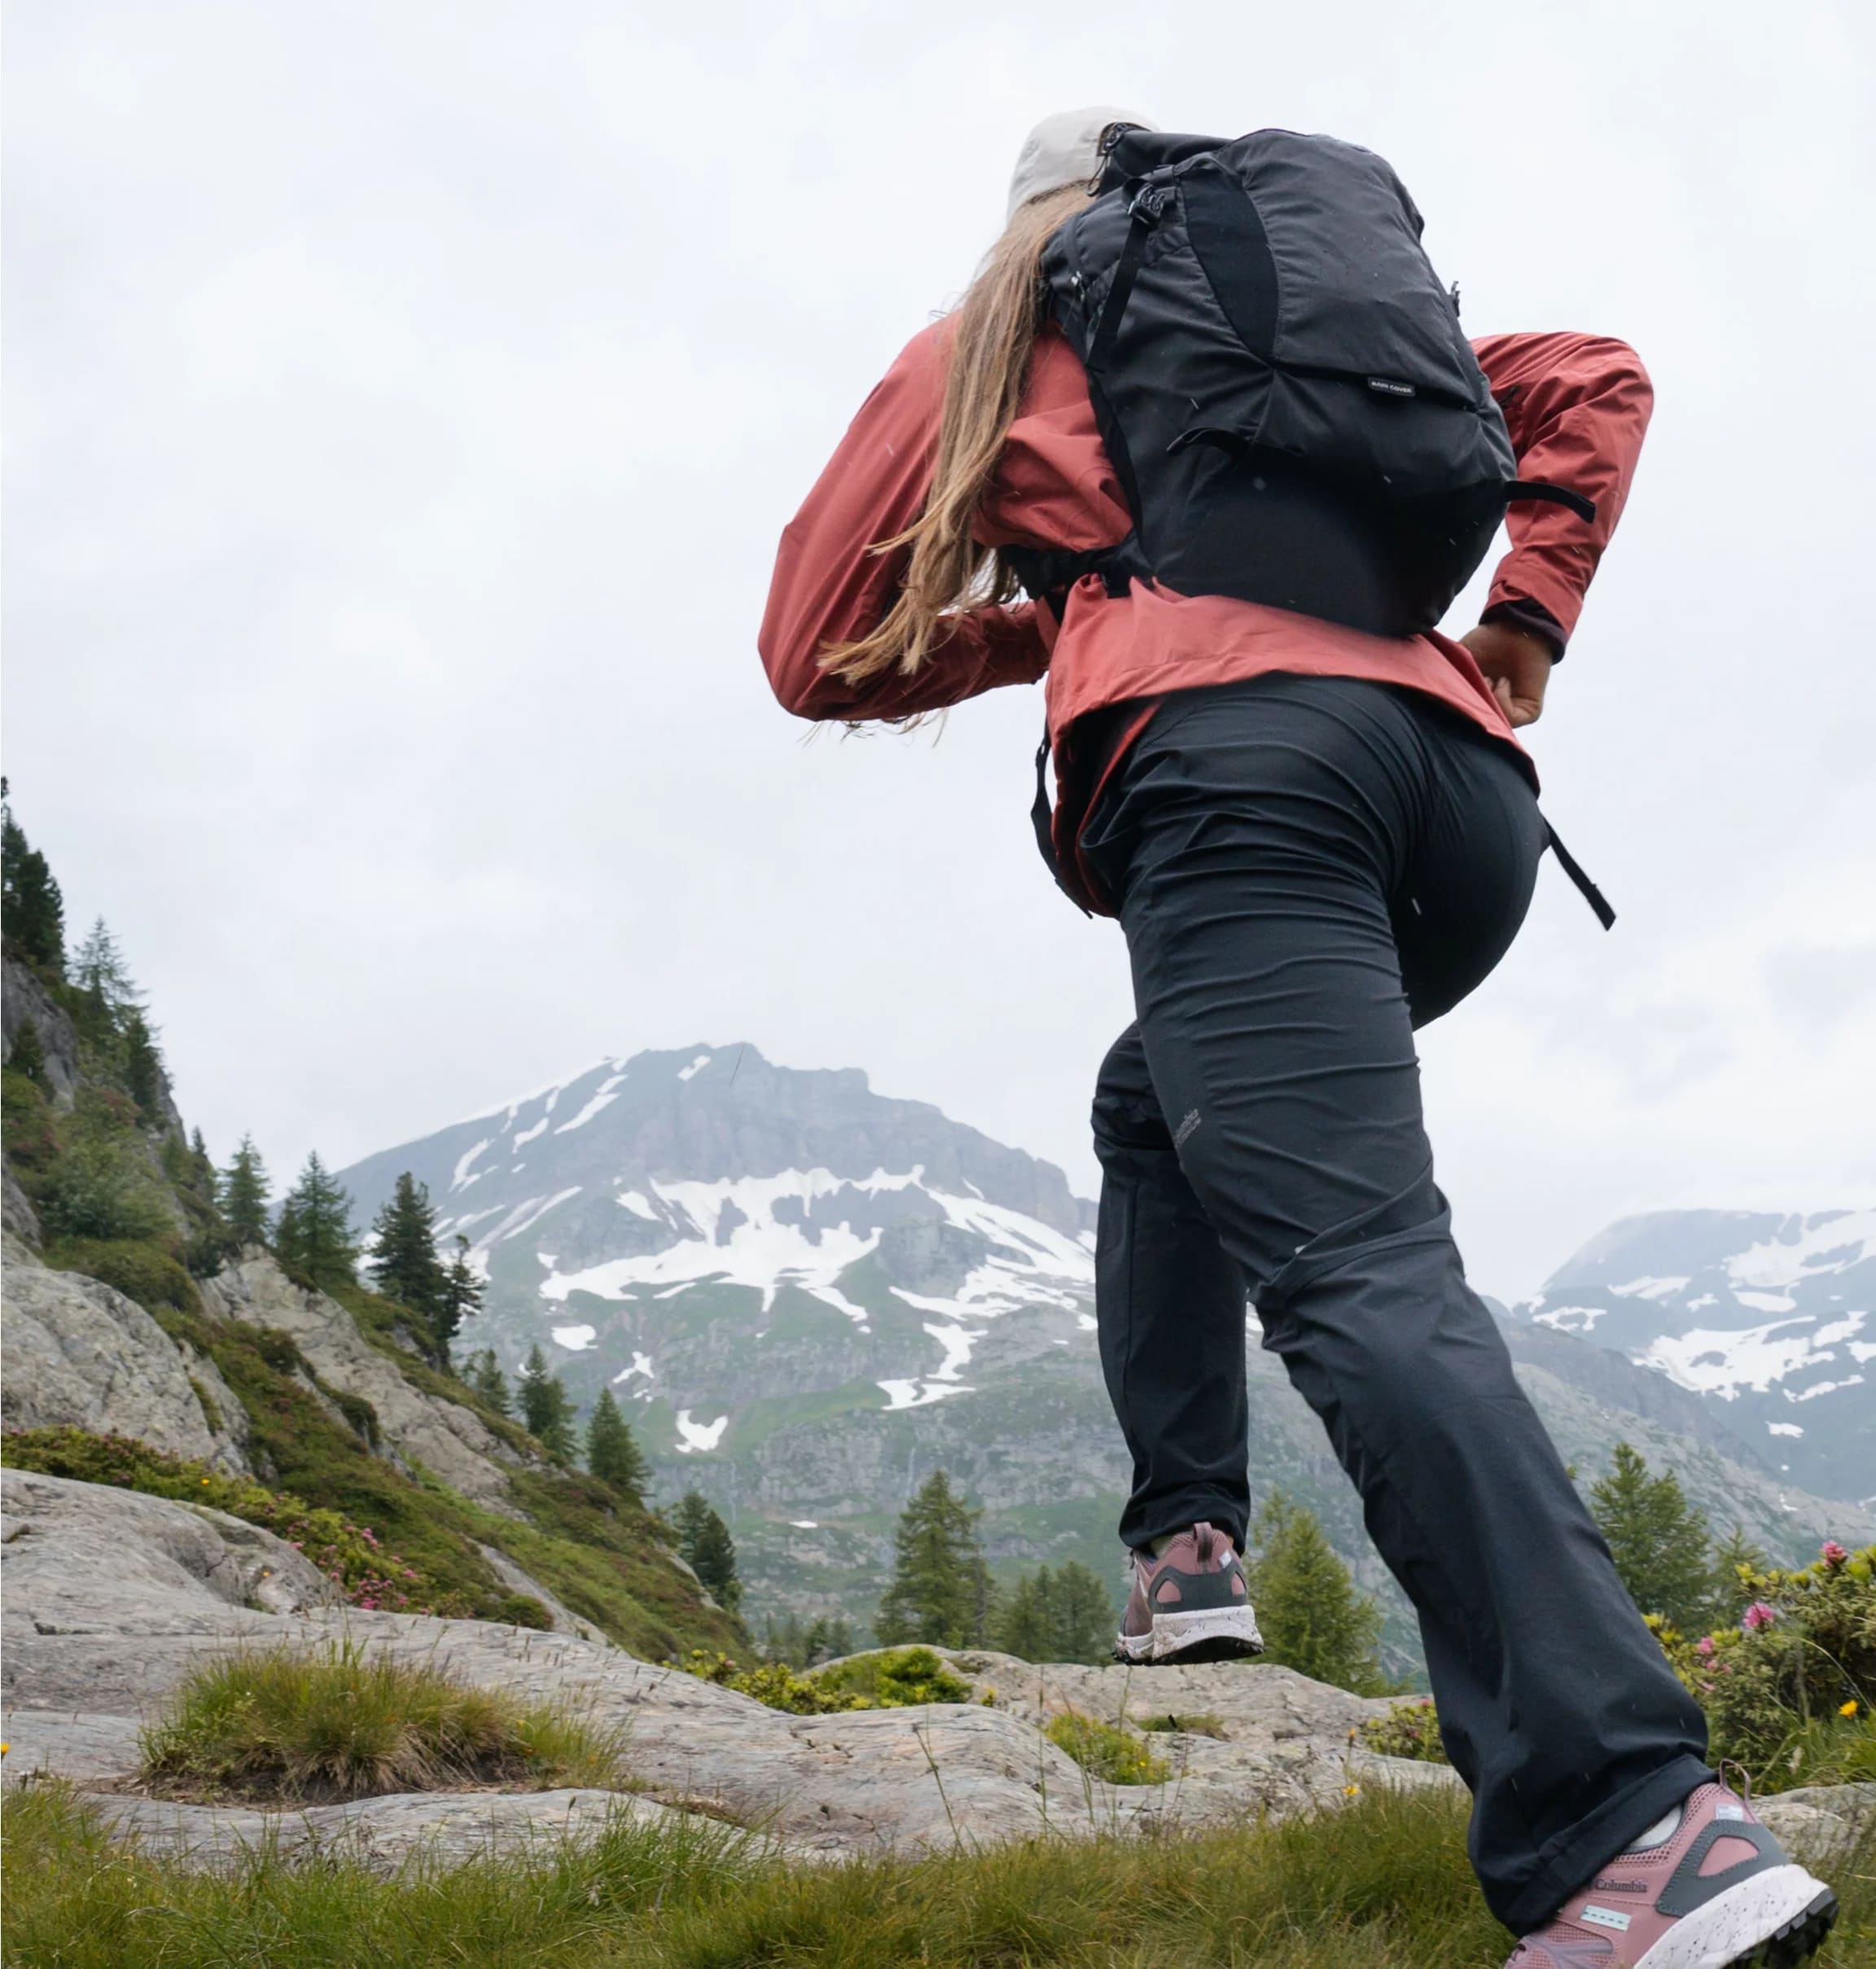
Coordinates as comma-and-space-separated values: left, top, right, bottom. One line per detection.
1515, 1207, 1874, 1503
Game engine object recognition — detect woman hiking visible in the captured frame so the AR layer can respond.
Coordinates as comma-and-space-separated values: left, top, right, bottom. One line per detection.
758, 108, 1838, 1967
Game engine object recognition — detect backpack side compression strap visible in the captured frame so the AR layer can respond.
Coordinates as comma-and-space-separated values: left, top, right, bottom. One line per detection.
1544, 822, 1615, 929
1032, 726, 1093, 917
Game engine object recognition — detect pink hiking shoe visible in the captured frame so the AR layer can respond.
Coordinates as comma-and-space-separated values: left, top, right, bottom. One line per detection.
1505, 1779, 1835, 1968
1115, 1521, 1264, 1664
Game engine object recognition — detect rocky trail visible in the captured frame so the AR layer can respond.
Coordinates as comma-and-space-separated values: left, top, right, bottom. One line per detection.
5, 1467, 1870, 1881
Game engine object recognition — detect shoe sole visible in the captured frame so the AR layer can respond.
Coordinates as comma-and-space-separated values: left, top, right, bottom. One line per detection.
1631, 1869, 1835, 1968
1111, 1605, 1265, 1665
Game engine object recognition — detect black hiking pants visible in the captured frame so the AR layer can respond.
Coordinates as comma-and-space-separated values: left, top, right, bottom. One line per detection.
1080, 674, 1710, 1932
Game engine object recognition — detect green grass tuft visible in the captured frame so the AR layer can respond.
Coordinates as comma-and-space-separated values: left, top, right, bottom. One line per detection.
1044, 1712, 1171, 1786
138, 1640, 628, 1804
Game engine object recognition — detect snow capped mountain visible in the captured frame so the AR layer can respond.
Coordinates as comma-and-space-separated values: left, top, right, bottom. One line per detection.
337, 1059, 1873, 1650
336, 1045, 1098, 1434
1512, 1209, 1874, 1503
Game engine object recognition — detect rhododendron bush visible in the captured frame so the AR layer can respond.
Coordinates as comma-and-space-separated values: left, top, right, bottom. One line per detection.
1647, 1540, 1875, 1790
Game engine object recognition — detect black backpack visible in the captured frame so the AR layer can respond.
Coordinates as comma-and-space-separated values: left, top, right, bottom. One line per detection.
1010, 126, 1593, 638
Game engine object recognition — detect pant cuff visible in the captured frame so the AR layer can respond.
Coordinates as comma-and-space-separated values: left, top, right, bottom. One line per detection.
1120, 1493, 1248, 1554
1494, 1753, 1716, 1933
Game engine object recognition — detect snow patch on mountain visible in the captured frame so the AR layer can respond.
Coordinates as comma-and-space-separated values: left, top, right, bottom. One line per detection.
878, 1379, 971, 1411
673, 1409, 729, 1453
533, 1167, 1093, 1319
1532, 1304, 1608, 1334
1729, 1209, 1876, 1291
1611, 1276, 1690, 1300
554, 1073, 627, 1134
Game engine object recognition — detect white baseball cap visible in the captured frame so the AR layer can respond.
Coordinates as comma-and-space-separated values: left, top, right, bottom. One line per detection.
1006, 107, 1159, 221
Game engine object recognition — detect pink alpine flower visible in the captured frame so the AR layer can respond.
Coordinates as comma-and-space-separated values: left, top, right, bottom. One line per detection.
1821, 1541, 1849, 1566
1742, 1601, 1777, 1632
1694, 1636, 1716, 1658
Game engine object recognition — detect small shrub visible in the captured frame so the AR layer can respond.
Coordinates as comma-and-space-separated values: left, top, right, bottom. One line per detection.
675, 1646, 975, 1717
325, 1386, 380, 1449
1139, 1712, 1227, 1739
8, 1017, 50, 1089
675, 1651, 868, 1716
1358, 1698, 1449, 1764
1045, 1712, 1170, 1786
140, 1639, 625, 1802
35, 1097, 173, 1241
185, 1375, 224, 1434
43, 1235, 201, 1318
813, 1647, 973, 1708
1, 1066, 56, 1166
250, 1327, 306, 1375
493, 1592, 555, 1630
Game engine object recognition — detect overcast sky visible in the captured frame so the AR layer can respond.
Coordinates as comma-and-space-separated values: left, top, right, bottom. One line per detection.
6, 0, 1872, 1300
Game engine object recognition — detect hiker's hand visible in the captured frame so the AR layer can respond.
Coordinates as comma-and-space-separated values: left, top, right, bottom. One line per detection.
1462, 620, 1553, 729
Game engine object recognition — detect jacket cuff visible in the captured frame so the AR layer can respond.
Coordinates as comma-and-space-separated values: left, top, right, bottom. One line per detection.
1480, 596, 1567, 663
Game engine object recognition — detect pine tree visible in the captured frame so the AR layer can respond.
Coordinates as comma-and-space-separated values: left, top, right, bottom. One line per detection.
190, 1127, 214, 1186
672, 1491, 742, 1610
1248, 1493, 1393, 1695
70, 918, 142, 1019
876, 1470, 993, 1648
996, 1571, 1055, 1661
805, 1614, 852, 1665
273, 1151, 359, 1290
1050, 1559, 1117, 1664
367, 1173, 448, 1328
10, 1016, 48, 1089
435, 1235, 483, 1363
218, 1136, 273, 1247
464, 1347, 512, 1416
585, 1386, 652, 1501
0, 787, 66, 975
1590, 1442, 1715, 1630
1707, 1525, 1768, 1629
122, 1010, 166, 1123
517, 1344, 576, 1462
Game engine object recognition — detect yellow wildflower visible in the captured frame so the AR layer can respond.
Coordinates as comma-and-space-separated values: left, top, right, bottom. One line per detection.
1841, 1699, 1859, 1719
1343, 1784, 1361, 1797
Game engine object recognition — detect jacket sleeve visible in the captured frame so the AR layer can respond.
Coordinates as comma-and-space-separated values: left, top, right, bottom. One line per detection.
1471, 331, 1655, 654
758, 322, 1051, 722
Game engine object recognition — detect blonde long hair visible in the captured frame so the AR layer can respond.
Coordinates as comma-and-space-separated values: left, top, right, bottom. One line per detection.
820, 182, 1092, 689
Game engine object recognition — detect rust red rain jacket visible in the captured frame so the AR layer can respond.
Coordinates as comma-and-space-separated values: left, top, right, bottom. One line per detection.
760, 321, 1652, 914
